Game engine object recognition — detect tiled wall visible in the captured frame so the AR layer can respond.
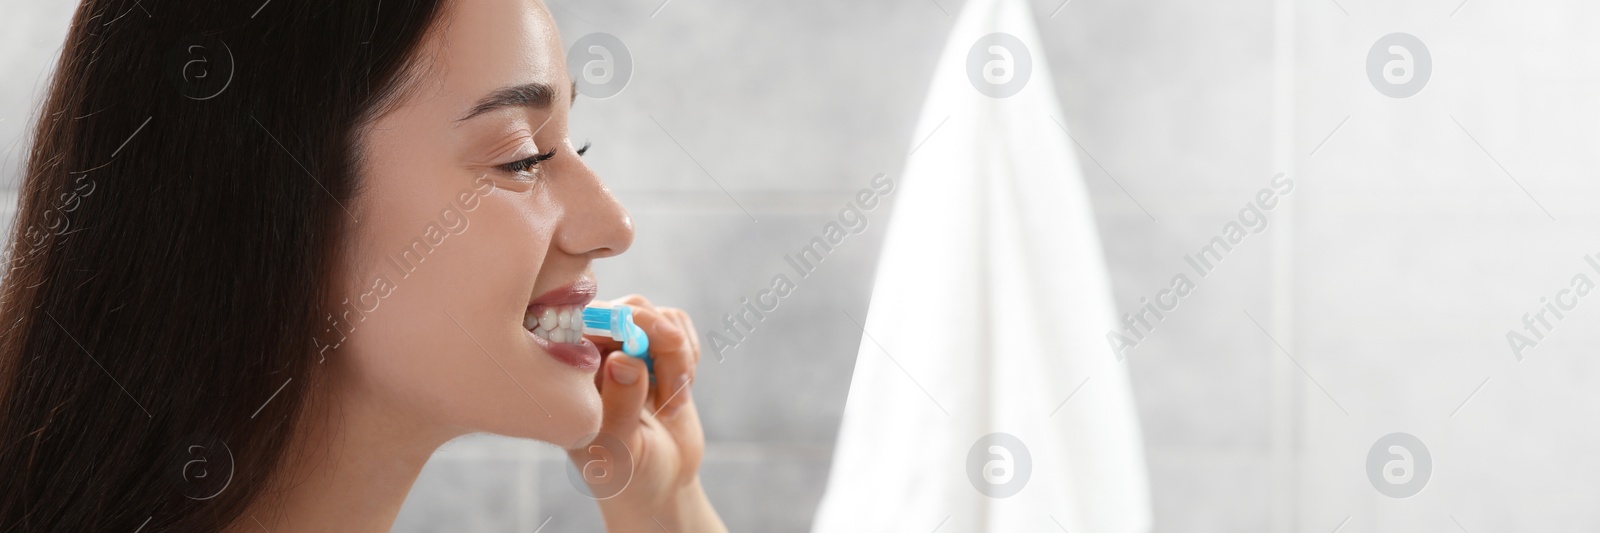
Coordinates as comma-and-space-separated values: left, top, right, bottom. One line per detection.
3, 0, 1598, 531
1291, 0, 1600, 531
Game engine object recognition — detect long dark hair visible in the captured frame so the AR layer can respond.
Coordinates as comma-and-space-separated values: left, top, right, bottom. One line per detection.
0, 1, 445, 530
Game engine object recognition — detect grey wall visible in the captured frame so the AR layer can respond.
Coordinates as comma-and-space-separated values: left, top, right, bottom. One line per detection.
3, 0, 1598, 531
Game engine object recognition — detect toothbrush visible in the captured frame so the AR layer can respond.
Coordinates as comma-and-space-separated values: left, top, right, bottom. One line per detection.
582, 302, 653, 377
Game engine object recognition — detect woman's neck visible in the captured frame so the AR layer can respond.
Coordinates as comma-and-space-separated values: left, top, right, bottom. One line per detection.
236, 376, 459, 532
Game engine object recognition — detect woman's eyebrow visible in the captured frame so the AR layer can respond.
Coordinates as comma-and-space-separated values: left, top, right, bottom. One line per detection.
455, 81, 576, 123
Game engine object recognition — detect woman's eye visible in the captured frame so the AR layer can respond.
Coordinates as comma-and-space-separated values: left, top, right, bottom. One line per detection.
498, 147, 558, 175
494, 141, 590, 178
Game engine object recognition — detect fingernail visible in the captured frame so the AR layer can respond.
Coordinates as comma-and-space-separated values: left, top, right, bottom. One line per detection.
610, 359, 640, 385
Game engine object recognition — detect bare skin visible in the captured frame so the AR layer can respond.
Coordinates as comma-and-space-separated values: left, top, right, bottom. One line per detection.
232, 1, 725, 531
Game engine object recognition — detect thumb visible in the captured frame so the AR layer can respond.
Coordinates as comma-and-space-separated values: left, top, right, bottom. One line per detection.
597, 352, 651, 442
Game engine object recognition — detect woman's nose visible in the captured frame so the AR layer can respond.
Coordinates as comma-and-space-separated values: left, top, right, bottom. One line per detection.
553, 160, 634, 259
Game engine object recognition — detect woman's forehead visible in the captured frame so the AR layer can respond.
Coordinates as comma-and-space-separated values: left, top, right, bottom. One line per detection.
421, 0, 569, 118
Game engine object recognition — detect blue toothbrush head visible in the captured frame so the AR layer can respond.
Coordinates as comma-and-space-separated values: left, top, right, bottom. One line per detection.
581, 307, 612, 331
582, 304, 653, 375
613, 306, 650, 358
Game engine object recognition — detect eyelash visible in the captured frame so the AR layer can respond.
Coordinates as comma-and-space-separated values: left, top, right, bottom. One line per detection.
497, 141, 592, 175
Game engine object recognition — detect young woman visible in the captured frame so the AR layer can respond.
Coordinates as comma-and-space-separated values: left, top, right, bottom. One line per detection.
0, 0, 726, 531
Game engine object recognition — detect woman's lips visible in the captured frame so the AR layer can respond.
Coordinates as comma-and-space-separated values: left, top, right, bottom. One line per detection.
525, 278, 600, 370
529, 278, 597, 308
526, 329, 602, 371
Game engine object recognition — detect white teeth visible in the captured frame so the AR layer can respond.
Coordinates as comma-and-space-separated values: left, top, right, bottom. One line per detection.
525, 305, 587, 344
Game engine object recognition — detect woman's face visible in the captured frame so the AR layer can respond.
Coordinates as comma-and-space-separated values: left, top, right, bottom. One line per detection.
332, 0, 632, 446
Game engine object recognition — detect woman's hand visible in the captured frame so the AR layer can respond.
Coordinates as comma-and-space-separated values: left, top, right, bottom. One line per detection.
570, 295, 727, 533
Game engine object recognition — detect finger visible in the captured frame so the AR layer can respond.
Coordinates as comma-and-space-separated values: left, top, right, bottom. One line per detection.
616, 294, 653, 309
644, 308, 694, 417
595, 352, 651, 443
627, 305, 695, 417
663, 308, 701, 366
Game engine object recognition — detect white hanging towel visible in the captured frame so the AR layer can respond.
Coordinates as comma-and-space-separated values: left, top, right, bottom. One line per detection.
810, 0, 1152, 531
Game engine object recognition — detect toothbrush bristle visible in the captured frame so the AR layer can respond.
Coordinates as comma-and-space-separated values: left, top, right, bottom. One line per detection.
581, 308, 611, 329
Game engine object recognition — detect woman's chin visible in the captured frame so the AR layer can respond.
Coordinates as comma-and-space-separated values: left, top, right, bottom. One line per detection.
508, 383, 604, 448
562, 391, 606, 446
